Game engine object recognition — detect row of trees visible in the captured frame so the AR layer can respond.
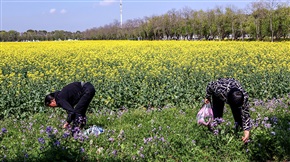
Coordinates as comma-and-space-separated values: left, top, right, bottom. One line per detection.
1, 0, 289, 42
0, 30, 82, 42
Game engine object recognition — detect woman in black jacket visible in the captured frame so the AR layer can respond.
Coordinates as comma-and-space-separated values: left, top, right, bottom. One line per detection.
45, 81, 96, 133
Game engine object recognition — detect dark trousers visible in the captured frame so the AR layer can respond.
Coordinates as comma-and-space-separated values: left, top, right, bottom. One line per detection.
212, 95, 243, 128
73, 82, 96, 131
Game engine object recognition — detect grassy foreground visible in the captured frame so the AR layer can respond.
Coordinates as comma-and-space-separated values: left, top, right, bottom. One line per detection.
1, 96, 289, 162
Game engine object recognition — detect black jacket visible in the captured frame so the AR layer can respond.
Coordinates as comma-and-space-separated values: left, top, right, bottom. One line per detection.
54, 82, 84, 123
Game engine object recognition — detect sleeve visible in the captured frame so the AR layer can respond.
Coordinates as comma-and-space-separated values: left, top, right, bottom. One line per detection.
205, 81, 214, 101
241, 94, 252, 131
58, 100, 76, 124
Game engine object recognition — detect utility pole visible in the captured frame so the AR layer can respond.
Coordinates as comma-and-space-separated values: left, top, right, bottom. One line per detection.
120, 0, 123, 28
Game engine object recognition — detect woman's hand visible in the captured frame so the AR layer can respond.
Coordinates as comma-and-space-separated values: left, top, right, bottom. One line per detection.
204, 98, 210, 104
242, 130, 250, 143
63, 122, 69, 129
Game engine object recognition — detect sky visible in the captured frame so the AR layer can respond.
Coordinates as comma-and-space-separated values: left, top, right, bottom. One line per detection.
1, 0, 254, 32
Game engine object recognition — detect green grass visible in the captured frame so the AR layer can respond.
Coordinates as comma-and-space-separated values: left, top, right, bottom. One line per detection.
0, 97, 289, 161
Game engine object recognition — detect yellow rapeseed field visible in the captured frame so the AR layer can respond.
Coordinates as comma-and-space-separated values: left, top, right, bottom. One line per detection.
0, 40, 289, 115
1, 41, 289, 81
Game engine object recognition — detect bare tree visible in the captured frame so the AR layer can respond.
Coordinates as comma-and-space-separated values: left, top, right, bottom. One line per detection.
214, 6, 225, 40
262, 0, 281, 41
250, 1, 267, 40
225, 5, 238, 40
236, 9, 247, 41
180, 7, 193, 40
167, 9, 179, 39
206, 9, 216, 40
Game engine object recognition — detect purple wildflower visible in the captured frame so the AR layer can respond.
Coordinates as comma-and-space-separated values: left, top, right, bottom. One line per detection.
40, 129, 44, 134
78, 135, 86, 142
62, 132, 70, 138
108, 137, 114, 142
54, 140, 60, 147
250, 108, 256, 112
192, 140, 196, 144
215, 118, 225, 124
28, 123, 33, 130
72, 127, 81, 134
226, 121, 231, 126
38, 137, 45, 144
213, 129, 219, 135
112, 150, 117, 156
264, 123, 271, 128
73, 133, 81, 140
46, 126, 53, 134
144, 137, 153, 144
1, 128, 7, 133
53, 128, 58, 134
80, 147, 85, 153
271, 117, 278, 124
253, 99, 261, 106
210, 122, 217, 127
254, 120, 259, 127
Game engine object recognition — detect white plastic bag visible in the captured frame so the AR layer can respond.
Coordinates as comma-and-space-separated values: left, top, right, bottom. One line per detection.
196, 103, 213, 126
83, 125, 104, 136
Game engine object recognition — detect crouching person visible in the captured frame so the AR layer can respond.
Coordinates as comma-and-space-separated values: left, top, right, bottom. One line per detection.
204, 78, 252, 143
45, 81, 96, 135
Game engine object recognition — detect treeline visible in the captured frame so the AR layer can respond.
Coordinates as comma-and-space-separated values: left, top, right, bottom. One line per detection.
1, 1, 290, 42
0, 30, 83, 42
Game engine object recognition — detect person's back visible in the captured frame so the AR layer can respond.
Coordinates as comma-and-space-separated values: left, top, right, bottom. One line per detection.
56, 82, 83, 108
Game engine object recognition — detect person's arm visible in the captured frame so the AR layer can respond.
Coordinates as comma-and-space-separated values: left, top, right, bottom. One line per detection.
58, 100, 75, 124
205, 81, 214, 103
241, 95, 252, 143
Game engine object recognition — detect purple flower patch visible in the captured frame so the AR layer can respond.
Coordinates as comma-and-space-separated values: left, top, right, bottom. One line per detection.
38, 137, 45, 144
62, 132, 70, 138
1, 128, 7, 133
46, 126, 53, 134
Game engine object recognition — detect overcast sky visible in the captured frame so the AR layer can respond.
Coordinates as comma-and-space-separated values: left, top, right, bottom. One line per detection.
1, 0, 254, 32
